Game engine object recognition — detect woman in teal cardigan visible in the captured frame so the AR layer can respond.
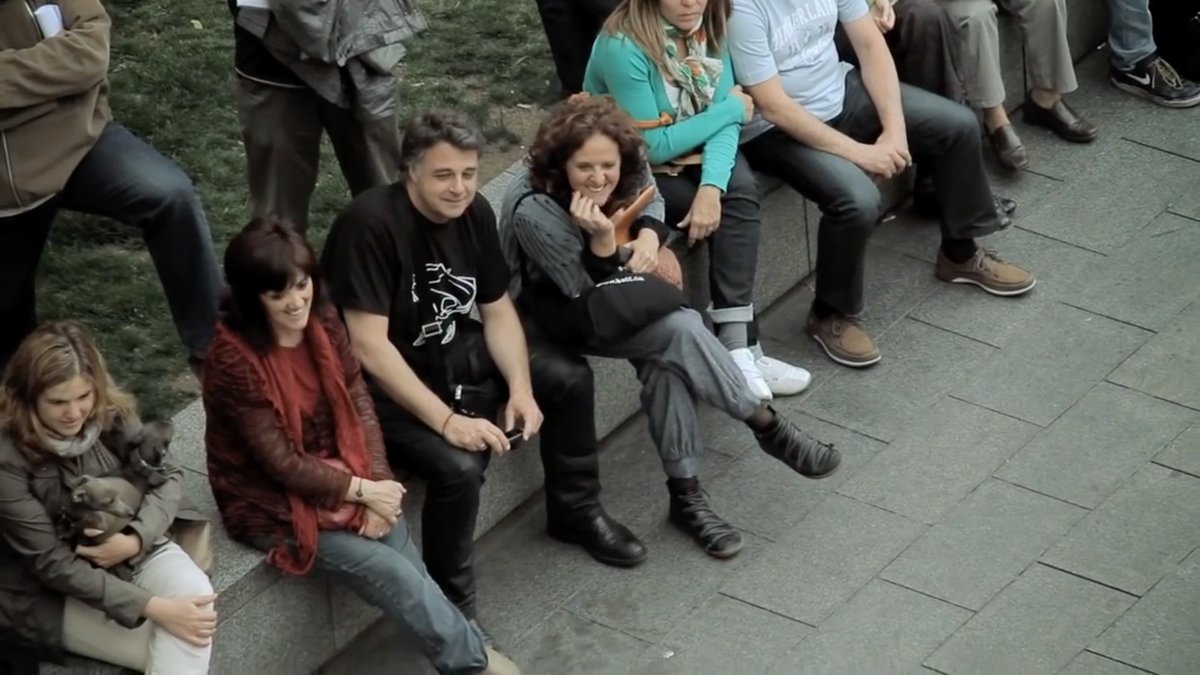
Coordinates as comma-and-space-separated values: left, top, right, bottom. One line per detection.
583, 0, 811, 402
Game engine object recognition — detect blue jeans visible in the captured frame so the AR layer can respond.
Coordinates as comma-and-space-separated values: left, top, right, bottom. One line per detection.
0, 122, 221, 365
313, 521, 488, 674
1107, 0, 1156, 70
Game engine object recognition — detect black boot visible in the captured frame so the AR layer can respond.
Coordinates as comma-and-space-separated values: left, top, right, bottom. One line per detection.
754, 408, 842, 479
667, 479, 744, 559
547, 507, 648, 567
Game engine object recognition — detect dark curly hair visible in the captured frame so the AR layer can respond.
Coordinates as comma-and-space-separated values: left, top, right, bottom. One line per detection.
526, 94, 648, 212
219, 215, 324, 354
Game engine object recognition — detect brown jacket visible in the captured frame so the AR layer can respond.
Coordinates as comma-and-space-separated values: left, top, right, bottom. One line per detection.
202, 309, 392, 552
0, 0, 112, 212
0, 422, 183, 654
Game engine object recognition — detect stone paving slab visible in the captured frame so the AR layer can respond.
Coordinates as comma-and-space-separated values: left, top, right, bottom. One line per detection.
1090, 549, 1200, 675
801, 318, 997, 442
1041, 463, 1200, 596
1068, 212, 1200, 330
510, 610, 653, 675
1155, 421, 1200, 477
881, 479, 1084, 611
766, 580, 970, 675
1058, 651, 1151, 675
1107, 300, 1200, 411
629, 595, 811, 675
994, 382, 1195, 508
952, 303, 1151, 426
838, 397, 1039, 525
923, 564, 1136, 675
720, 494, 926, 626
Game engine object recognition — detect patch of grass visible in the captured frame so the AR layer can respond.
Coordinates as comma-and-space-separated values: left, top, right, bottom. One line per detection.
36, 0, 555, 419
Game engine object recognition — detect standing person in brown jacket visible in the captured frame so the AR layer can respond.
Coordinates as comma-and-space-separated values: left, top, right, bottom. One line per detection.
0, 0, 222, 376
201, 217, 519, 675
0, 322, 215, 673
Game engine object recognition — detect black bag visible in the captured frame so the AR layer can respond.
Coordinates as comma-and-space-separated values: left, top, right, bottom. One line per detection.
571, 269, 687, 347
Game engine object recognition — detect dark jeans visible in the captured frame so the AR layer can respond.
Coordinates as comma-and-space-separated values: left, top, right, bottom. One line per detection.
534, 0, 620, 94
655, 153, 762, 312
836, 0, 965, 102
742, 70, 1003, 316
0, 122, 221, 366
313, 525, 487, 675
375, 335, 601, 617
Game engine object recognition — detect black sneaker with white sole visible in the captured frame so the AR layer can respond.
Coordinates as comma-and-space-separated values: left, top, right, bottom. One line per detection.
1111, 54, 1200, 108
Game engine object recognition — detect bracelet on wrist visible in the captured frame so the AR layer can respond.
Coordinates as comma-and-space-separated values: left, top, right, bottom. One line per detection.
440, 411, 456, 437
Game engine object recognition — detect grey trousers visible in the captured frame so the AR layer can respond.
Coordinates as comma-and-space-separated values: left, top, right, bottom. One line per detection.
236, 77, 402, 231
586, 308, 760, 479
941, 0, 1078, 108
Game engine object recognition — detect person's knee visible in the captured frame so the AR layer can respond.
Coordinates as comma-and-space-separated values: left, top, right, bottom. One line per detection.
430, 450, 487, 491
903, 0, 949, 26
141, 164, 203, 216
828, 185, 881, 233
941, 100, 982, 138
533, 349, 594, 406
956, 2, 997, 32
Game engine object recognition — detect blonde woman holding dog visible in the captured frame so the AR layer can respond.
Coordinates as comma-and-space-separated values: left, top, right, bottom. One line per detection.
0, 322, 214, 674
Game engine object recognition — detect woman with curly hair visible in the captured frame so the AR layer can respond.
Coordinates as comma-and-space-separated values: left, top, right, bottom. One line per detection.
582, 0, 811, 402
498, 95, 843, 560
0, 322, 214, 673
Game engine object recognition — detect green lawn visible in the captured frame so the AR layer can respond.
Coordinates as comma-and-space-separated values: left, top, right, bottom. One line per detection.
40, 0, 557, 419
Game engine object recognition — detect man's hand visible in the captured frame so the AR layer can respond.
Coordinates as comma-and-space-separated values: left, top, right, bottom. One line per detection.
623, 230, 660, 273
503, 392, 544, 442
876, 127, 911, 174
848, 142, 901, 179
678, 185, 723, 246
442, 413, 510, 453
76, 531, 141, 569
358, 509, 394, 540
871, 0, 896, 34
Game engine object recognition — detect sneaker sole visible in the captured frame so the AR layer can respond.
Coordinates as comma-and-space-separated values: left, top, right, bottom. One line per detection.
1111, 78, 1200, 109
809, 333, 881, 368
804, 454, 843, 480
765, 379, 812, 397
939, 274, 1037, 297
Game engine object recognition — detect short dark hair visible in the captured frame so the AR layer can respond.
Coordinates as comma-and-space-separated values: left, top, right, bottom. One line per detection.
399, 110, 486, 174
219, 215, 323, 353
526, 94, 648, 208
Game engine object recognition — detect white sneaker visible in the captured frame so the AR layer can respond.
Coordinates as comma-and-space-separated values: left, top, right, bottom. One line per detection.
729, 348, 773, 401
755, 354, 812, 396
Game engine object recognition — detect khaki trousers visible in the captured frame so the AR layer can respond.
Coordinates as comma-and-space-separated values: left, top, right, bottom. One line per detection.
941, 0, 1078, 108
235, 77, 402, 232
62, 543, 213, 674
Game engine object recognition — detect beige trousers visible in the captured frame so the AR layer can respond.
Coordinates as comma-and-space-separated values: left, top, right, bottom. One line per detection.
941, 0, 1078, 108
62, 542, 213, 674
235, 77, 402, 232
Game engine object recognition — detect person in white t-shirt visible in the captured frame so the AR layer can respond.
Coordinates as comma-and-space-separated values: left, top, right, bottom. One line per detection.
730, 0, 1036, 368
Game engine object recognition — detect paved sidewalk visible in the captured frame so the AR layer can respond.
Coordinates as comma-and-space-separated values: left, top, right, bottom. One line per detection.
324, 52, 1200, 675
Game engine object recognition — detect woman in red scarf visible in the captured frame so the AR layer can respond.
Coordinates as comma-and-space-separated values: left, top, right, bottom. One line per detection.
201, 217, 518, 675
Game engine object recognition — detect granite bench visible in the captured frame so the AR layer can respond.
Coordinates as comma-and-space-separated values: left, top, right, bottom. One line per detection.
37, 3, 1108, 671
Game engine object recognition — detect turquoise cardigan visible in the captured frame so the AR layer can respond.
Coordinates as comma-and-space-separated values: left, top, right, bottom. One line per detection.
583, 31, 745, 191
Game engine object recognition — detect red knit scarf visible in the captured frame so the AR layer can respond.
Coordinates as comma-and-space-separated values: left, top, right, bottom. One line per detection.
216, 317, 371, 575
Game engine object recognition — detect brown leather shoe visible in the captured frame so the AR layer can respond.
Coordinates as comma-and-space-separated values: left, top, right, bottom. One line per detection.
935, 248, 1036, 296
1022, 98, 1099, 143
988, 123, 1029, 171
806, 313, 881, 368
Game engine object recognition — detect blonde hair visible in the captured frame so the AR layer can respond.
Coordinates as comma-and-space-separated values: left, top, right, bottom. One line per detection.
602, 0, 731, 80
0, 322, 137, 463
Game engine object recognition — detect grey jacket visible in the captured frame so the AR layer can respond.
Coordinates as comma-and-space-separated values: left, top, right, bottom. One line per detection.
0, 426, 182, 653
236, 0, 426, 120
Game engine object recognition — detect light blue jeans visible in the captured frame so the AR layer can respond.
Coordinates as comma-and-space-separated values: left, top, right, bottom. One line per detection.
312, 521, 488, 674
1107, 0, 1157, 71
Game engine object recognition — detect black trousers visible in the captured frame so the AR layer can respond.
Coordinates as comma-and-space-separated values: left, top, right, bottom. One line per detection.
742, 71, 1003, 316
374, 334, 601, 618
836, 0, 966, 102
534, 0, 621, 95
654, 153, 762, 313
0, 200, 57, 368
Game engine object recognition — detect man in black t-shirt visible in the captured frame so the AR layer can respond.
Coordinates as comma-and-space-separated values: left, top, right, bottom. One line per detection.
321, 111, 647, 633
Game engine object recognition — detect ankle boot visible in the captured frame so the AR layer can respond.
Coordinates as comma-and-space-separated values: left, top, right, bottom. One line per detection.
754, 408, 842, 478
667, 479, 744, 559
482, 646, 521, 675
